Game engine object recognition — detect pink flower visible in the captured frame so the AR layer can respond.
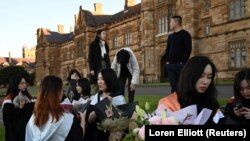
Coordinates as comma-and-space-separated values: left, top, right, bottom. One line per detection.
162, 116, 179, 125
148, 116, 162, 125
138, 125, 145, 140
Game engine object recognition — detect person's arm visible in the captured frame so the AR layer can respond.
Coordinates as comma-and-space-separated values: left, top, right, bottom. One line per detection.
3, 103, 16, 141
224, 102, 243, 122
111, 54, 118, 72
165, 37, 171, 63
88, 43, 95, 75
79, 111, 87, 138
130, 51, 140, 85
105, 43, 111, 67
181, 32, 192, 63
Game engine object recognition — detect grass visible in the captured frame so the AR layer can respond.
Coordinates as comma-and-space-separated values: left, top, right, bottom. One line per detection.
0, 123, 4, 141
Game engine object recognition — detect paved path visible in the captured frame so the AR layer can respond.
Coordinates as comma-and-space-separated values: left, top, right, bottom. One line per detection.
135, 84, 234, 99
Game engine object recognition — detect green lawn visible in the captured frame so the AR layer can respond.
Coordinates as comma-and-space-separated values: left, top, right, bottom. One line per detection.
0, 123, 4, 141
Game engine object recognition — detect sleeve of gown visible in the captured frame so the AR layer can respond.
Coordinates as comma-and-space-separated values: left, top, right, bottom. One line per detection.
65, 118, 84, 141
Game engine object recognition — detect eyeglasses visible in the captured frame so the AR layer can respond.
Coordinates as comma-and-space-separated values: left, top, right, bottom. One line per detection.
20, 82, 27, 85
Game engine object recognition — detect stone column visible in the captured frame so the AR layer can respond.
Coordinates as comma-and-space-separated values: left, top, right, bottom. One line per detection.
140, 0, 155, 83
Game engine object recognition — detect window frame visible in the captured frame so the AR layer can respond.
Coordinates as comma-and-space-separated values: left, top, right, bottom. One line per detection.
228, 39, 246, 68
228, 0, 245, 20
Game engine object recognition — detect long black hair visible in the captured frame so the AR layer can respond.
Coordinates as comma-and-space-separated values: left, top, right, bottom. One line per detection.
94, 29, 104, 43
6, 75, 32, 101
77, 78, 91, 97
99, 68, 119, 96
233, 69, 250, 104
177, 55, 219, 114
67, 69, 82, 82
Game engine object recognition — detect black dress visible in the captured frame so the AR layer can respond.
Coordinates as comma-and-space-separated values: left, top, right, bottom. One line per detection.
3, 102, 34, 141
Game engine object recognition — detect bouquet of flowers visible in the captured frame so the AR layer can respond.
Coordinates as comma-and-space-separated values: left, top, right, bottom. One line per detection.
123, 102, 214, 141
95, 98, 132, 141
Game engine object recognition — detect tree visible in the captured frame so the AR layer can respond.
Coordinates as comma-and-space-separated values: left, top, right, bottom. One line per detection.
0, 66, 31, 86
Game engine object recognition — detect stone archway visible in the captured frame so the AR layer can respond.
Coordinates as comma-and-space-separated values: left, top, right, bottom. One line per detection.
160, 54, 168, 82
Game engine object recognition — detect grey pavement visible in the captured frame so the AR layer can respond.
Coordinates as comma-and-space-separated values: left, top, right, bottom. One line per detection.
0, 84, 234, 125
135, 84, 234, 99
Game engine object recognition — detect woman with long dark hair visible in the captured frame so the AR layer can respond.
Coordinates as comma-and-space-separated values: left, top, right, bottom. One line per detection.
224, 69, 250, 124
66, 69, 82, 102
158, 55, 222, 124
88, 29, 111, 95
2, 75, 34, 141
86, 68, 126, 141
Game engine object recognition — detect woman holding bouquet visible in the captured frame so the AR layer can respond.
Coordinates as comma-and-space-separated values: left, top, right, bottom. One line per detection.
86, 68, 126, 141
158, 55, 222, 124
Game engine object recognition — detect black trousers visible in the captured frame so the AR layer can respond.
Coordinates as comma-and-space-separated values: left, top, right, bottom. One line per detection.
165, 63, 184, 93
118, 73, 135, 103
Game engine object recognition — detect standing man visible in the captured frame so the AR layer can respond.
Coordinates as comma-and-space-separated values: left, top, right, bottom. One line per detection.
111, 48, 140, 103
166, 15, 192, 93
88, 29, 110, 95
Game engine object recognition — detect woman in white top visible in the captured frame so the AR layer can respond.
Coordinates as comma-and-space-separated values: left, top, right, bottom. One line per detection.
26, 75, 86, 141
86, 68, 126, 141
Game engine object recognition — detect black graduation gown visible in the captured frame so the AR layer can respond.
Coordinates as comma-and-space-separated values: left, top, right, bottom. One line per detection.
3, 102, 34, 141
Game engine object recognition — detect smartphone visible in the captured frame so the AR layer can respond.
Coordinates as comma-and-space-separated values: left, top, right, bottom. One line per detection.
234, 102, 243, 109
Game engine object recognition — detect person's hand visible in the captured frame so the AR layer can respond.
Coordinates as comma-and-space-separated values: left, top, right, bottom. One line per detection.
79, 111, 87, 128
233, 106, 245, 117
107, 95, 112, 101
115, 131, 123, 141
241, 107, 250, 119
71, 74, 76, 80
130, 84, 135, 91
79, 111, 87, 138
19, 99, 26, 109
90, 70, 95, 75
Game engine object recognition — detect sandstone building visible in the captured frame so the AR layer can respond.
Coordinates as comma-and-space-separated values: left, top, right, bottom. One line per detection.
35, 0, 250, 85
23, 46, 36, 59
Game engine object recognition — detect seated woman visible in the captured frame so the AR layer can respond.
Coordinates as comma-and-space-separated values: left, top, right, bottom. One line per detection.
25, 75, 86, 141
223, 69, 250, 125
2, 75, 35, 141
70, 78, 92, 114
86, 68, 126, 141
158, 55, 223, 124
66, 69, 82, 102
74, 78, 91, 104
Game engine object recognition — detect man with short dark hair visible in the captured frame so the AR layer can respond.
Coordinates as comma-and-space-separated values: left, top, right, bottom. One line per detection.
166, 15, 192, 93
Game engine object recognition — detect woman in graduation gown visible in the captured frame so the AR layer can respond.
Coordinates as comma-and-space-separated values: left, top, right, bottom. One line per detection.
86, 68, 126, 141
2, 75, 34, 141
25, 75, 86, 141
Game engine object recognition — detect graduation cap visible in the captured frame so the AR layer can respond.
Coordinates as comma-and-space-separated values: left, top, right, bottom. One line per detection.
94, 97, 120, 121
